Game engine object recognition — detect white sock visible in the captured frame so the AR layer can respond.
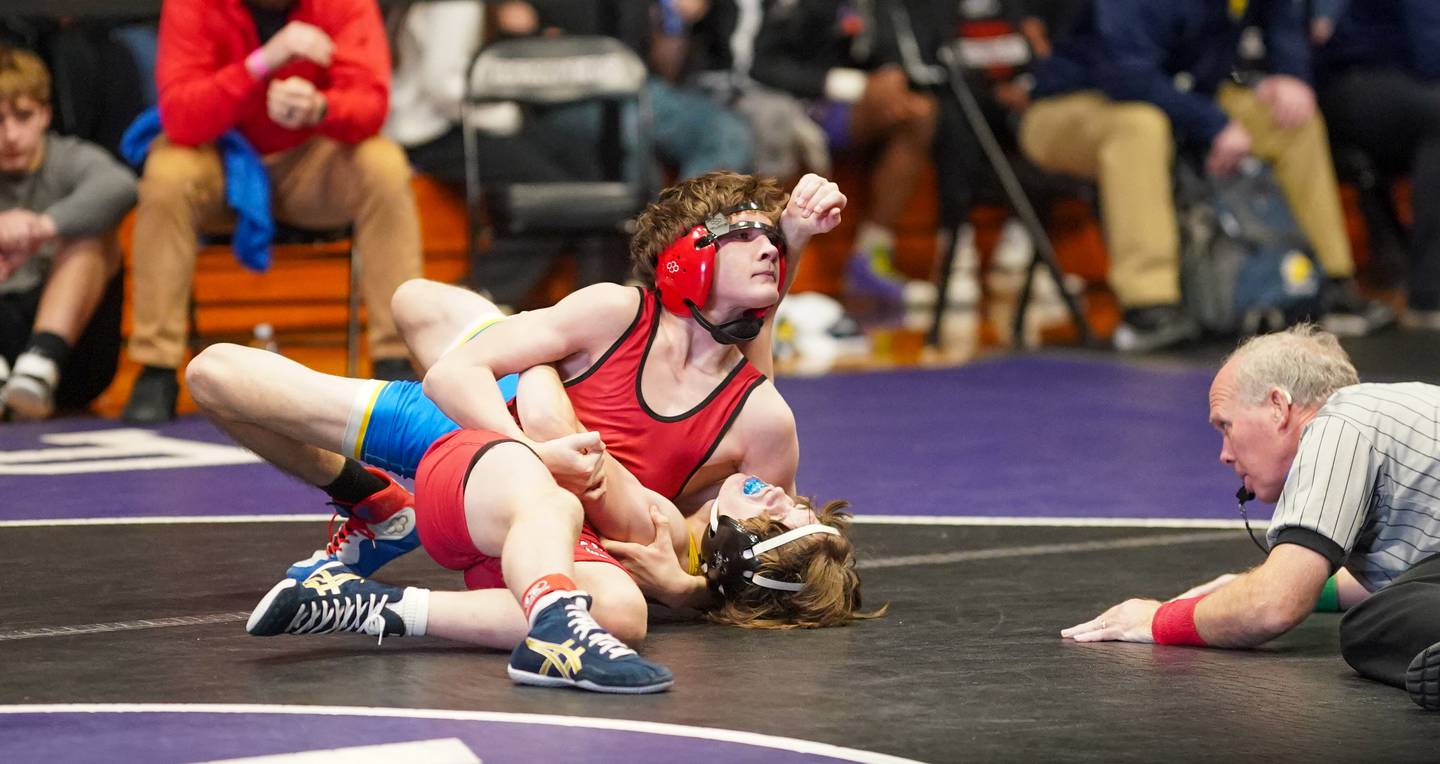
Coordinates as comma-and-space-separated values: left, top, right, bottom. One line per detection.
527, 588, 587, 628
398, 587, 430, 636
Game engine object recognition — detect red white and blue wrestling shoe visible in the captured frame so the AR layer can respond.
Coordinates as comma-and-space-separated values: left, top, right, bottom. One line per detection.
508, 592, 674, 694
286, 467, 420, 580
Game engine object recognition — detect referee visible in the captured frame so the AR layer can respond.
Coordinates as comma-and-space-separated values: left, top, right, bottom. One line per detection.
1061, 324, 1440, 711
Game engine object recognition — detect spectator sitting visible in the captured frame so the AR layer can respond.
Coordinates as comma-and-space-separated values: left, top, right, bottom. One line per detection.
751, 0, 938, 309
1312, 0, 1440, 331
1018, 0, 1394, 353
0, 46, 135, 420
122, 0, 424, 424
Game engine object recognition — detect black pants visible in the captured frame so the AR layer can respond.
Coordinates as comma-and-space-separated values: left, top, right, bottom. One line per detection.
1340, 554, 1440, 688
932, 82, 1016, 233
0, 272, 123, 412
1319, 67, 1440, 310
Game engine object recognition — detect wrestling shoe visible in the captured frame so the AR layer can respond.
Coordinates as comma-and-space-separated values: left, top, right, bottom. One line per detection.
508, 592, 674, 694
1406, 641, 1440, 711
286, 467, 419, 580
247, 562, 413, 642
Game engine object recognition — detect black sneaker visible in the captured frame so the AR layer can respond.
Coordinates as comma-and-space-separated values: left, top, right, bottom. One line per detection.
247, 561, 409, 641
122, 366, 179, 423
1406, 641, 1440, 711
1112, 305, 1199, 353
1320, 279, 1395, 337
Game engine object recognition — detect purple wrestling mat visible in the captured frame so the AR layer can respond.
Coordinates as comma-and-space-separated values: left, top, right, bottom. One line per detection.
0, 705, 919, 763
0, 355, 1254, 525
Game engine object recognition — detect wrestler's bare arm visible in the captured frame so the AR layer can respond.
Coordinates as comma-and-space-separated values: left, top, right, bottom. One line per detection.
513, 364, 691, 558
737, 173, 847, 379
424, 282, 640, 442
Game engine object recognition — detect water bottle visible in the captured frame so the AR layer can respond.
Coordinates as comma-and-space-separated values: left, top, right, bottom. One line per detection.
252, 322, 280, 354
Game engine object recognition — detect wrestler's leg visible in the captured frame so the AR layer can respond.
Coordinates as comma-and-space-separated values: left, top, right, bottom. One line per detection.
391, 278, 506, 373
187, 343, 366, 485
424, 562, 647, 648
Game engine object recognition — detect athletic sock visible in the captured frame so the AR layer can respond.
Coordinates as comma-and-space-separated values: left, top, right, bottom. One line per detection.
398, 586, 430, 636
521, 574, 580, 624
322, 458, 390, 505
25, 331, 71, 367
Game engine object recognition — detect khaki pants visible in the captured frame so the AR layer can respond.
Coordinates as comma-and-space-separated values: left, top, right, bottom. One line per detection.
1018, 85, 1353, 308
127, 135, 422, 369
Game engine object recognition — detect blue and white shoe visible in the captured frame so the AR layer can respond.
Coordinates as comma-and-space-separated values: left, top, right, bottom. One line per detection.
247, 562, 411, 641
508, 593, 673, 694
286, 469, 420, 580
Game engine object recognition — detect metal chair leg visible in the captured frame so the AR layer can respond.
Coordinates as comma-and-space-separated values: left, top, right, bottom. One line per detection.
347, 244, 361, 378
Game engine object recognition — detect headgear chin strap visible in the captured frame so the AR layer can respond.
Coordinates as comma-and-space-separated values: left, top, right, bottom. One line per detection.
701, 501, 841, 599
655, 201, 787, 345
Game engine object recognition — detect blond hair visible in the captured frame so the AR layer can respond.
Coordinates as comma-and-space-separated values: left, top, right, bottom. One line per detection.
706, 500, 888, 630
0, 46, 50, 107
629, 171, 788, 284
1224, 323, 1358, 406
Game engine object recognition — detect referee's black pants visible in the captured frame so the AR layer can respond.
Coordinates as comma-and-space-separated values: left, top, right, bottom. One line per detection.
1340, 554, 1440, 688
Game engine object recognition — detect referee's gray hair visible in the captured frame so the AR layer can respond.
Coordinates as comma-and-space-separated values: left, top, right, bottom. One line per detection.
1223, 324, 1358, 406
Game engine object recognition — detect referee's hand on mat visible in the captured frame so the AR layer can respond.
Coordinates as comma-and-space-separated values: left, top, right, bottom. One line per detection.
1061, 598, 1161, 643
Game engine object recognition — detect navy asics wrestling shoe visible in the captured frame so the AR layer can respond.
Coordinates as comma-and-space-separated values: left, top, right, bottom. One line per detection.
508, 593, 673, 694
249, 562, 410, 641
1406, 641, 1440, 711
287, 469, 419, 580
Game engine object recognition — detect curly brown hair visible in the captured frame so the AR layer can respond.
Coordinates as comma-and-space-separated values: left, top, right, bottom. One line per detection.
705, 500, 888, 630
629, 171, 788, 284
0, 46, 51, 107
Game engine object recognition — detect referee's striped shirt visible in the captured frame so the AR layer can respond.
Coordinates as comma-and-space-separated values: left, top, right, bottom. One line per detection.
1265, 382, 1440, 592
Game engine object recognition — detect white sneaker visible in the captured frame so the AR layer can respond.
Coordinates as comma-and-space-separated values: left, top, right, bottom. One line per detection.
1, 352, 58, 420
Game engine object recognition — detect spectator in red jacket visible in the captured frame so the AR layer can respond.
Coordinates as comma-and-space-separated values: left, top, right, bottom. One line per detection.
122, 0, 423, 423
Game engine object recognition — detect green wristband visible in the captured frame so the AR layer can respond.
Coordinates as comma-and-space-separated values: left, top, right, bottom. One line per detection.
1314, 575, 1341, 612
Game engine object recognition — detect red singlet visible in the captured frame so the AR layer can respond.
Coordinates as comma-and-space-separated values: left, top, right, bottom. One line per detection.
565, 287, 766, 499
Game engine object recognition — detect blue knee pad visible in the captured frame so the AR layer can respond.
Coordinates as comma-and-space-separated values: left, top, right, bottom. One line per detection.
359, 374, 518, 478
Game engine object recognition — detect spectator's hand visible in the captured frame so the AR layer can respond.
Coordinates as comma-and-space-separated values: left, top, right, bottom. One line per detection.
1171, 573, 1239, 601
267, 77, 327, 129
1256, 75, 1316, 131
1310, 16, 1335, 46
600, 506, 691, 601
0, 209, 47, 259
1205, 120, 1252, 177
672, 0, 710, 24
496, 1, 541, 36
781, 173, 846, 243
256, 20, 334, 73
1061, 598, 1160, 643
532, 430, 606, 499
992, 80, 1031, 112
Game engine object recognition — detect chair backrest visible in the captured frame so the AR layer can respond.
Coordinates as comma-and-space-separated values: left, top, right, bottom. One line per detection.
467, 35, 648, 105
459, 35, 655, 258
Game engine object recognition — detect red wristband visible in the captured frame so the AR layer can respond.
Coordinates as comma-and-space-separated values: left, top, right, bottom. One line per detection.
1152, 596, 1208, 646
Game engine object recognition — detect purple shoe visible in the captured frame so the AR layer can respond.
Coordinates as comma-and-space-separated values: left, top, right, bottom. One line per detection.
845, 249, 907, 304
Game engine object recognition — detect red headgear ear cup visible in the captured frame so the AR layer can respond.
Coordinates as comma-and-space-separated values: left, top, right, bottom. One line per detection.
656, 224, 719, 315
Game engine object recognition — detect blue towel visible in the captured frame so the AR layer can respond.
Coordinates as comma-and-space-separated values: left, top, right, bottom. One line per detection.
120, 108, 275, 272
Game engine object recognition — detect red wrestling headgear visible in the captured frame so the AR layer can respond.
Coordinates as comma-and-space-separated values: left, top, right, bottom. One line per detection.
655, 201, 788, 318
